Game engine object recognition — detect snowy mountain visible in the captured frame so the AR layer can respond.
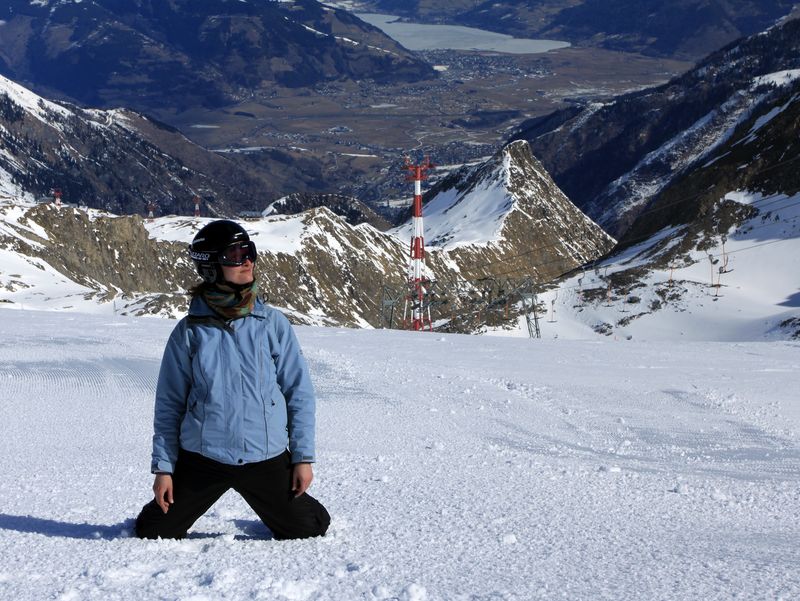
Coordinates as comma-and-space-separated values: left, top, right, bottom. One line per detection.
617, 70, 800, 251
0, 73, 341, 215
494, 87, 800, 340
404, 20, 800, 340
0, 90, 616, 329
1, 196, 594, 328
0, 0, 433, 112
528, 64, 800, 341
396, 133, 799, 342
2, 13, 797, 339
517, 188, 800, 341
513, 16, 800, 238
0, 174, 617, 329
4, 126, 796, 341
0, 202, 413, 325
499, 90, 800, 341
394, 141, 615, 283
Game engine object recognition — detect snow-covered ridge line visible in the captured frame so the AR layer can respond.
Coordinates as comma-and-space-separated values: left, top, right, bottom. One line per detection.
0, 73, 72, 123
391, 145, 518, 249
753, 68, 800, 88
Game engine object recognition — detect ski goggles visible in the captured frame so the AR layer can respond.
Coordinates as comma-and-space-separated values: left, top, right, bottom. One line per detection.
218, 240, 257, 266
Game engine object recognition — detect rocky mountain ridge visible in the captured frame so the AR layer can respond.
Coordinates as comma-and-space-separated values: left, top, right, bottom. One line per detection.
264, 192, 392, 230
0, 141, 614, 329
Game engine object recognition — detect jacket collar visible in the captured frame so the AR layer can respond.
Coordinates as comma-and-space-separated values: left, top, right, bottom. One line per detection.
189, 294, 267, 319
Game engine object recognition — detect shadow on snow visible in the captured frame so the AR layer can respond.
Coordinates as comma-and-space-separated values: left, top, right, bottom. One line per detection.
0, 514, 273, 540
0, 514, 135, 540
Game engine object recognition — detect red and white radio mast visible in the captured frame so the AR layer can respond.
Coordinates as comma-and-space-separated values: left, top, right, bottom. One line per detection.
403, 156, 434, 331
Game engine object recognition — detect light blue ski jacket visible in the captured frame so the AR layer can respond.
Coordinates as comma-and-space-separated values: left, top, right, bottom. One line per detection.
151, 296, 316, 474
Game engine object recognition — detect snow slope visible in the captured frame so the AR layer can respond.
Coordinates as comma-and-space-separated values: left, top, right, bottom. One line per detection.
501, 190, 800, 341
0, 73, 72, 124
0, 308, 798, 600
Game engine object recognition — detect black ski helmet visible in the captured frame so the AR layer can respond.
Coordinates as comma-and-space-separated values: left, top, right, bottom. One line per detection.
189, 220, 256, 283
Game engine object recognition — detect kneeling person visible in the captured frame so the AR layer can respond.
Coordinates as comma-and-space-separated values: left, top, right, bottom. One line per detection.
136, 220, 330, 540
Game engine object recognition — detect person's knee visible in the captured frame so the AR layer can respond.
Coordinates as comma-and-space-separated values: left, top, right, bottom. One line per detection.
311, 502, 331, 537
134, 502, 185, 540
275, 499, 330, 540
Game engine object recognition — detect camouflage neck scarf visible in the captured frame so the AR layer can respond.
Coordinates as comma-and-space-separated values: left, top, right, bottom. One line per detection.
202, 280, 258, 321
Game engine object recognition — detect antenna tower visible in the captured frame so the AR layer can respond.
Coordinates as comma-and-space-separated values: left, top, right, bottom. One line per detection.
402, 156, 434, 331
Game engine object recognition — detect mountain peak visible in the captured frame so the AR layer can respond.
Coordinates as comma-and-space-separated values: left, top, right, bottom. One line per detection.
397, 140, 610, 248
391, 140, 615, 281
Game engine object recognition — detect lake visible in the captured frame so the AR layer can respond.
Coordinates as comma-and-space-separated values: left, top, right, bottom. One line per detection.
356, 13, 570, 54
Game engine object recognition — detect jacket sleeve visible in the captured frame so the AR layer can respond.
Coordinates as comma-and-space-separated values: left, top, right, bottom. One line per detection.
270, 312, 317, 463
151, 320, 191, 474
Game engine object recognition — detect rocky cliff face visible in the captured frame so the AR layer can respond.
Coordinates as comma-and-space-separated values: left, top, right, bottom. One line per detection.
0, 203, 193, 314
0, 0, 433, 112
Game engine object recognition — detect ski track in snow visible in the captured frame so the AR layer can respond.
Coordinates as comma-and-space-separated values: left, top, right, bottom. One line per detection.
0, 309, 798, 600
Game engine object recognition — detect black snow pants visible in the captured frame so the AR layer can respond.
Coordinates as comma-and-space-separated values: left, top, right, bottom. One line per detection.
135, 449, 330, 540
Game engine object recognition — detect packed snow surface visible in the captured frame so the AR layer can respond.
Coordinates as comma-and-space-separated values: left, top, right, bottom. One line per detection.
0, 308, 798, 600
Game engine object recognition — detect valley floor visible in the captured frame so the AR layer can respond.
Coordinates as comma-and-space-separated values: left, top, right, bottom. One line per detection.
166, 46, 689, 204
0, 309, 798, 600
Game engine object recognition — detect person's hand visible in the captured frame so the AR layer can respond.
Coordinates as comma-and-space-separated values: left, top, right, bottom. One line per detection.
153, 473, 174, 514
292, 463, 313, 497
